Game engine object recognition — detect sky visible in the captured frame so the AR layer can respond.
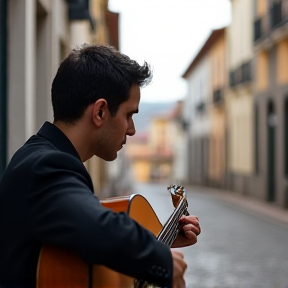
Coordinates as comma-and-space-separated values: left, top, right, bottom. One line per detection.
109, 0, 231, 103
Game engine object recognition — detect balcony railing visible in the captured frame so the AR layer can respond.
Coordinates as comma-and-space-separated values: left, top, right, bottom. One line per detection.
271, 1, 283, 28
270, 0, 288, 29
254, 14, 270, 42
241, 61, 252, 83
254, 0, 288, 42
229, 60, 252, 88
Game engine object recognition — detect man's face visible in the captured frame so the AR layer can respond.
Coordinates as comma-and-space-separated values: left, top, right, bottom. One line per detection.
96, 85, 140, 161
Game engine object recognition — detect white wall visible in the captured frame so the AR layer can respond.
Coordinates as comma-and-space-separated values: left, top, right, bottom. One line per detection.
184, 57, 211, 137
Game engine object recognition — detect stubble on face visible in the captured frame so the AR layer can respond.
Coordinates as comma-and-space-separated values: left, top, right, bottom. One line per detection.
95, 85, 140, 162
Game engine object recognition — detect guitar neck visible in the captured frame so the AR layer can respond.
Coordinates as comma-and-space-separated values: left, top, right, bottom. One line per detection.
157, 198, 188, 247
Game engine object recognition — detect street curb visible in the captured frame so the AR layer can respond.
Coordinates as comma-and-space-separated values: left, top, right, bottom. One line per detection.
186, 185, 288, 228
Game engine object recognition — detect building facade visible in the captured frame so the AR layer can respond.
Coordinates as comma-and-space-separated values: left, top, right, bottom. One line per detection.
6, 0, 73, 159
182, 30, 227, 186
125, 103, 184, 184
226, 0, 255, 195
208, 28, 227, 187
253, 0, 288, 207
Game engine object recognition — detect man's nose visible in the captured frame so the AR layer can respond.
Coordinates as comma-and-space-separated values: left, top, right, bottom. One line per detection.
127, 120, 136, 136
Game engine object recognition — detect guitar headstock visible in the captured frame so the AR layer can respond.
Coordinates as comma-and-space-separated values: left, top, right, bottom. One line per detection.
167, 184, 186, 208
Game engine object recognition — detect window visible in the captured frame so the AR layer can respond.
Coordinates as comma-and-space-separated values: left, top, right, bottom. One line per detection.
254, 103, 259, 174
285, 98, 288, 177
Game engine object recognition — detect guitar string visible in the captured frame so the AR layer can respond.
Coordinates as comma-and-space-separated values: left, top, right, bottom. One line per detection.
165, 202, 187, 246
161, 206, 183, 246
159, 201, 185, 245
157, 199, 188, 246
157, 204, 182, 244
159, 185, 187, 245
164, 203, 187, 246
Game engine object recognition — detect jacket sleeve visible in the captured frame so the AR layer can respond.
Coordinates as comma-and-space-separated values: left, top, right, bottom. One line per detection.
27, 151, 173, 287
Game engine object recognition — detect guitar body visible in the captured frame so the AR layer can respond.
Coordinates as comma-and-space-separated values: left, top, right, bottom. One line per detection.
37, 194, 163, 288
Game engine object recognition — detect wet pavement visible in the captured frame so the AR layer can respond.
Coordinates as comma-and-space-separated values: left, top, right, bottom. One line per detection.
134, 182, 288, 288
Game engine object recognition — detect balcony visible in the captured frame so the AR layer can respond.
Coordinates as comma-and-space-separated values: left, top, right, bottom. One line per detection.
254, 14, 270, 42
254, 0, 288, 45
65, 0, 95, 29
229, 60, 252, 88
195, 101, 206, 113
270, 0, 287, 29
212, 88, 224, 104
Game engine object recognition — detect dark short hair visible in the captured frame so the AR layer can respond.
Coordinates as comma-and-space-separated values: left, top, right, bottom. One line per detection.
51, 44, 152, 123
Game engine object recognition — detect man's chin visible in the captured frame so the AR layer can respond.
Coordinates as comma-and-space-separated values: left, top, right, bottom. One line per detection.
95, 152, 117, 162
104, 154, 118, 162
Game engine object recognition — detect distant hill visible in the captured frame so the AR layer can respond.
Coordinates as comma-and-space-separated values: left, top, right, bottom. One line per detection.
133, 101, 175, 133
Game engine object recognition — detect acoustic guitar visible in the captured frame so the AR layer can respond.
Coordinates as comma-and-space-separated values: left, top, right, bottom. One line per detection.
37, 184, 189, 288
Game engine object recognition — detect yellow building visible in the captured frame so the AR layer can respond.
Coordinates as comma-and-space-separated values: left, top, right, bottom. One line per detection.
208, 28, 227, 186
148, 116, 174, 181
126, 105, 178, 183
125, 133, 150, 182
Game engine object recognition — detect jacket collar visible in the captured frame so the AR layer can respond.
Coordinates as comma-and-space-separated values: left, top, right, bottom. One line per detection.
37, 121, 81, 161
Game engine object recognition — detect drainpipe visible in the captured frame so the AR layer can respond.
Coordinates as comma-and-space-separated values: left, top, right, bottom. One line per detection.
0, 0, 7, 175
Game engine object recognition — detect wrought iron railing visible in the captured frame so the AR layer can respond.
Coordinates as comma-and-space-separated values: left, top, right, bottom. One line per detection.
229, 60, 252, 88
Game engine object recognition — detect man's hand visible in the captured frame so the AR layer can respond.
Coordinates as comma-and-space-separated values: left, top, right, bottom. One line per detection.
171, 250, 187, 288
171, 215, 201, 248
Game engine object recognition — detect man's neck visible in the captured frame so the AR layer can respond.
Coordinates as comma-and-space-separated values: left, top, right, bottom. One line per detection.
53, 120, 92, 162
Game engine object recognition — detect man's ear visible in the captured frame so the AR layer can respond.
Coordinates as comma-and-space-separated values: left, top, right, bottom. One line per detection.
91, 99, 108, 126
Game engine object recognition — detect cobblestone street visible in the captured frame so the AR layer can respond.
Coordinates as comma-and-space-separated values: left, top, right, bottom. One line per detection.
134, 182, 288, 288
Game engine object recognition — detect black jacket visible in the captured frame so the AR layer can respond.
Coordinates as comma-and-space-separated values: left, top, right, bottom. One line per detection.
0, 122, 172, 288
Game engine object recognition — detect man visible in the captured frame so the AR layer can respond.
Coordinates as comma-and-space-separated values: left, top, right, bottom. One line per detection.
0, 44, 200, 288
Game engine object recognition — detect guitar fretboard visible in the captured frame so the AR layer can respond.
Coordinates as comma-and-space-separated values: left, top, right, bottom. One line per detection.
157, 198, 188, 247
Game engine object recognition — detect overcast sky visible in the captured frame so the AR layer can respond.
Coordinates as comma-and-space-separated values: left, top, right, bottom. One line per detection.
109, 0, 231, 103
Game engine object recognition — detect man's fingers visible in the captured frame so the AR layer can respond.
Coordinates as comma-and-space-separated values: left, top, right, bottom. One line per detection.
182, 223, 201, 236
171, 250, 187, 288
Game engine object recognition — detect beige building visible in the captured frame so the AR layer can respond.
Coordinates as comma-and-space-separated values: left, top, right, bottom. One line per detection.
226, 0, 255, 194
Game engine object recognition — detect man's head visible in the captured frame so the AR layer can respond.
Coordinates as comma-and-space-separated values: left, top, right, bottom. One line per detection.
51, 44, 152, 162
51, 44, 152, 124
